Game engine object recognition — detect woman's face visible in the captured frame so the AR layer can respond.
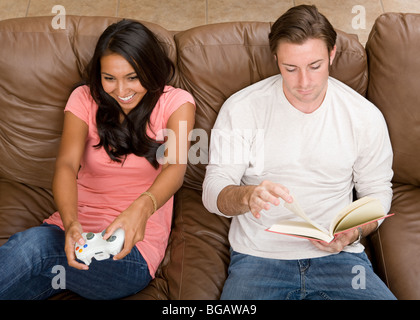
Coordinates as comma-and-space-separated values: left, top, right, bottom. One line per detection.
100, 53, 147, 114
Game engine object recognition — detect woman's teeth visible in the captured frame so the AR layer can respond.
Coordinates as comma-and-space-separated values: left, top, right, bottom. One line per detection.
118, 93, 135, 101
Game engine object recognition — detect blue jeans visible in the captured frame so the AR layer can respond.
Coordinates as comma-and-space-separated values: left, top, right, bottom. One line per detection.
221, 249, 396, 300
0, 224, 151, 300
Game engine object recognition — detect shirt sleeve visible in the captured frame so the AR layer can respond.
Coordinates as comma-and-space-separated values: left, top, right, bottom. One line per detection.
162, 87, 195, 126
64, 85, 92, 125
202, 98, 261, 217
353, 105, 394, 219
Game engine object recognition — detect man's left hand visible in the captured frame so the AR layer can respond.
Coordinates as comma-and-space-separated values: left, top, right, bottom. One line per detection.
310, 228, 359, 253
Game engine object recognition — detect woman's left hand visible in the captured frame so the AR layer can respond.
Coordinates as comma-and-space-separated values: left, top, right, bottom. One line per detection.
103, 195, 155, 260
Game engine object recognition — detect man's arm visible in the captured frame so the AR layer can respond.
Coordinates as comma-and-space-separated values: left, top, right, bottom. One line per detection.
216, 181, 292, 219
202, 83, 292, 219
353, 106, 393, 214
312, 103, 393, 253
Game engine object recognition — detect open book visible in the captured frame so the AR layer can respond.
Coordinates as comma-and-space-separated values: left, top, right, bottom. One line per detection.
266, 196, 393, 243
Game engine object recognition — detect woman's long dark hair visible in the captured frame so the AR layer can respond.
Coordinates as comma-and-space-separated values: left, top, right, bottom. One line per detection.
86, 19, 175, 168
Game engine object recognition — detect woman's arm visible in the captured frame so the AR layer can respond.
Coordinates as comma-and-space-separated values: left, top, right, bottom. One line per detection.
52, 111, 89, 270
106, 102, 196, 260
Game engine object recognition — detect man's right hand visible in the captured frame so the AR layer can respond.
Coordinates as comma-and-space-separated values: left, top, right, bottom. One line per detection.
245, 181, 293, 218
217, 181, 293, 218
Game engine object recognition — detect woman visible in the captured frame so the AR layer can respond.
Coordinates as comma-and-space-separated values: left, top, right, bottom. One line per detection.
0, 20, 195, 299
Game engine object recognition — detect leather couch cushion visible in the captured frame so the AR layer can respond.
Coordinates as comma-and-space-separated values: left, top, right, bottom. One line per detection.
366, 13, 420, 300
366, 13, 420, 186
0, 178, 56, 245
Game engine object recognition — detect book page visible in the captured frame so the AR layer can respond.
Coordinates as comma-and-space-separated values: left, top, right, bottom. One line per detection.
284, 196, 329, 234
332, 197, 385, 233
267, 220, 334, 243
268, 196, 393, 243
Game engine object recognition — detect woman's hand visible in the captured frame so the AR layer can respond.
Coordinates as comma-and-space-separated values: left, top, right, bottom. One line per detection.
64, 221, 89, 270
103, 194, 155, 261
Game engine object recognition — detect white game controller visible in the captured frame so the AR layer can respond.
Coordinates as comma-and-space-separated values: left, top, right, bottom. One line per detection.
75, 228, 125, 266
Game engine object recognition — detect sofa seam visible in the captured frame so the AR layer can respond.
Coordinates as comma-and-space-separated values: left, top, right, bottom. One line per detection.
174, 188, 187, 299
376, 229, 391, 289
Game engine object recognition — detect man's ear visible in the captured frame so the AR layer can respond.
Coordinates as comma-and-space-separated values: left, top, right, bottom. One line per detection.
329, 45, 337, 66
274, 54, 281, 73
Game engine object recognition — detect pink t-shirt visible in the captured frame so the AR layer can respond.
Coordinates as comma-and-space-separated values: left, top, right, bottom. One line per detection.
45, 85, 195, 277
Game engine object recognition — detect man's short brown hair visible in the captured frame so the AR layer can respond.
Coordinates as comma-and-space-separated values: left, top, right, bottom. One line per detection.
269, 5, 337, 54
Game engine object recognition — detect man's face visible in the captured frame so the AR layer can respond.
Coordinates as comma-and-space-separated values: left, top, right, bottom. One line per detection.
275, 38, 336, 113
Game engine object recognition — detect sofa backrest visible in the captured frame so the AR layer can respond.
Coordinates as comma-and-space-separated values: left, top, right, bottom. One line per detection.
175, 22, 368, 190
366, 13, 420, 187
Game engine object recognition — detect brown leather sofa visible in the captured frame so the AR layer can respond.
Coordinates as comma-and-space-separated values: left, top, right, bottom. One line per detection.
0, 13, 418, 300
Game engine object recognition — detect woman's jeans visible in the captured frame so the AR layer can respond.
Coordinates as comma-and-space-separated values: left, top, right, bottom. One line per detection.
0, 223, 151, 300
221, 249, 397, 300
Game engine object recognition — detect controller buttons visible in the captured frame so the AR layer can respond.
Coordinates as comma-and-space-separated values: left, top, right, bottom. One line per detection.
86, 232, 95, 240
107, 236, 116, 242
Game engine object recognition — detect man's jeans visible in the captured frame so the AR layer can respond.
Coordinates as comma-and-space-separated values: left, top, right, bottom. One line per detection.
0, 224, 151, 300
221, 249, 396, 300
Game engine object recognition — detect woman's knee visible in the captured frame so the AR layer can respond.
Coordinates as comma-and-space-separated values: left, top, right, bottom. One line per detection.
3, 224, 65, 262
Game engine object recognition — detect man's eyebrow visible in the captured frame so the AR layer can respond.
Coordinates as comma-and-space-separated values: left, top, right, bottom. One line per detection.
281, 59, 324, 67
309, 59, 324, 65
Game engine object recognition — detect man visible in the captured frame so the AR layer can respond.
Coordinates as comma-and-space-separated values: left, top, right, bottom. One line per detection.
202, 5, 396, 300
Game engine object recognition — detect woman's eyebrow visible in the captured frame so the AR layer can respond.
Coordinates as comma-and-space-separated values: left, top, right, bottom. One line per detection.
101, 71, 137, 77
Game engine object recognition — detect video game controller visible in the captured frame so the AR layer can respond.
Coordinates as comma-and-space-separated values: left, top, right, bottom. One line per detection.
75, 228, 125, 266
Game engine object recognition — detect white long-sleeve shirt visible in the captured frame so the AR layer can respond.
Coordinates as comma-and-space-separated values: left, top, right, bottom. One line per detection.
202, 75, 393, 260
